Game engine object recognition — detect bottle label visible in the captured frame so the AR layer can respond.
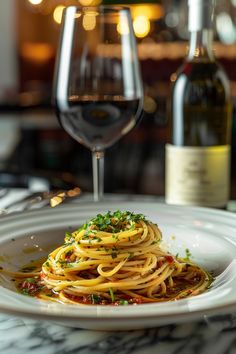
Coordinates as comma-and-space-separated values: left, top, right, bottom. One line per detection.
165, 144, 231, 207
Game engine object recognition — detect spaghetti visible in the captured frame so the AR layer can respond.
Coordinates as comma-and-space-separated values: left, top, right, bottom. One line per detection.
2, 210, 212, 305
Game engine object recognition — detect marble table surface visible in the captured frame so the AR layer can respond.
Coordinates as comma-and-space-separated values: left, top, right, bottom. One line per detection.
1, 190, 236, 353
1, 312, 236, 354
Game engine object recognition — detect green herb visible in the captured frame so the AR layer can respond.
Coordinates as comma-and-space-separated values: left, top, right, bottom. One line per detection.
112, 233, 119, 240
119, 300, 129, 305
57, 259, 75, 267
111, 252, 118, 259
95, 237, 102, 242
185, 248, 192, 260
24, 277, 37, 283
128, 252, 134, 259
68, 263, 75, 268
81, 210, 147, 235
65, 250, 72, 257
109, 287, 115, 302
151, 241, 158, 245
45, 293, 54, 298
21, 288, 31, 295
64, 232, 74, 243
91, 294, 101, 304
84, 230, 90, 238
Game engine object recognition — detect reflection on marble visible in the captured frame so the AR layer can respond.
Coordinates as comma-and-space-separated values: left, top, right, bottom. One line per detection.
1, 313, 236, 354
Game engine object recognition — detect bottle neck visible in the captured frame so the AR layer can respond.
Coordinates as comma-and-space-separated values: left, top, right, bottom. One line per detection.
187, 28, 214, 61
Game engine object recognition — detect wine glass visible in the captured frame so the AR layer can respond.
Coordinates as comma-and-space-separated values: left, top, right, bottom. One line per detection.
53, 6, 143, 201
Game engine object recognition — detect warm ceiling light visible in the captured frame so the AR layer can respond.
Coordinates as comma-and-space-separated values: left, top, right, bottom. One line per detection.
133, 16, 150, 38
117, 16, 130, 35
21, 42, 54, 64
79, 0, 102, 4
53, 5, 65, 24
131, 4, 163, 21
79, 0, 94, 5
82, 12, 97, 31
28, 0, 43, 5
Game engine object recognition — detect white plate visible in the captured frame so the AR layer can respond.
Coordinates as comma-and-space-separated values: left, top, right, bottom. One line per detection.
0, 200, 236, 330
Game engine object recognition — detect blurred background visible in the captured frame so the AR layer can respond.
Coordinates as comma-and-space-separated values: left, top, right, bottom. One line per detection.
1, 0, 236, 196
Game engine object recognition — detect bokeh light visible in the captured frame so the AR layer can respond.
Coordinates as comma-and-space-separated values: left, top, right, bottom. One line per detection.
28, 0, 43, 5
117, 17, 130, 35
79, 0, 94, 5
82, 12, 97, 31
53, 5, 65, 24
133, 16, 150, 38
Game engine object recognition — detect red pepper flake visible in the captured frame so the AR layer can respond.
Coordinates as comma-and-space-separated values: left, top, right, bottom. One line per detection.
40, 272, 46, 279
19, 278, 42, 296
65, 250, 73, 261
165, 256, 174, 264
131, 297, 143, 304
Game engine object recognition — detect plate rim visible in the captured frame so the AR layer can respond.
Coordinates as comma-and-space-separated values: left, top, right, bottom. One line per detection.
0, 200, 236, 327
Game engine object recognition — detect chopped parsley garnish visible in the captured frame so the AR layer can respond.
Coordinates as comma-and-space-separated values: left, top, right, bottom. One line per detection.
119, 299, 129, 305
185, 248, 192, 260
128, 252, 134, 259
90, 294, 101, 304
64, 232, 74, 243
109, 287, 115, 302
80, 210, 147, 235
65, 250, 72, 257
111, 252, 118, 259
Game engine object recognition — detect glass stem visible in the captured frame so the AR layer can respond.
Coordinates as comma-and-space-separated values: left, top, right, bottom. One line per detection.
92, 150, 104, 202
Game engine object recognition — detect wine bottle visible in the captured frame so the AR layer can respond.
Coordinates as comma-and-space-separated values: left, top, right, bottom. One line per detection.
165, 0, 232, 208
